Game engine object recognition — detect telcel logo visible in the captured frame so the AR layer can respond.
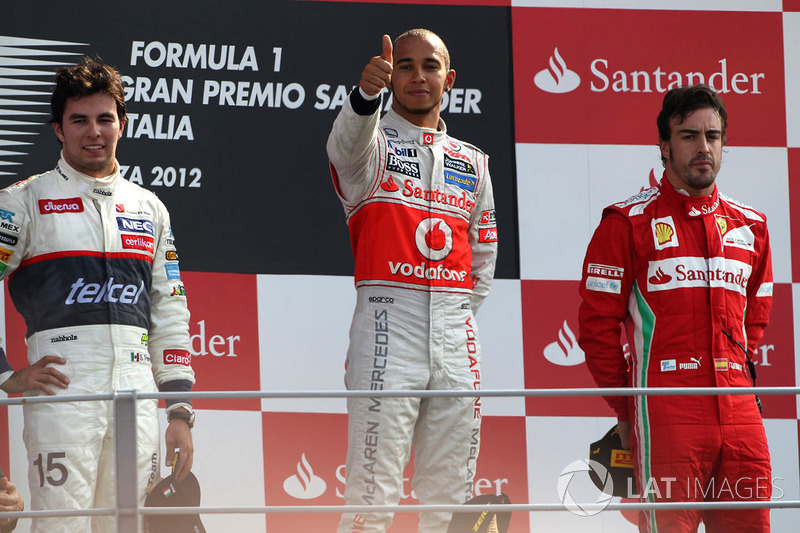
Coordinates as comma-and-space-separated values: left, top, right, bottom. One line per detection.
65, 277, 145, 305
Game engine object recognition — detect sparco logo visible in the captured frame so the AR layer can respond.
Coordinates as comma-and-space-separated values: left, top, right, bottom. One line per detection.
65, 277, 145, 305
368, 296, 394, 304
93, 188, 112, 196
414, 218, 453, 261
39, 197, 84, 214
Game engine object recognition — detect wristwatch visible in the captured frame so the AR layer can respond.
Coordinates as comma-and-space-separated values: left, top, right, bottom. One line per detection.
167, 409, 195, 429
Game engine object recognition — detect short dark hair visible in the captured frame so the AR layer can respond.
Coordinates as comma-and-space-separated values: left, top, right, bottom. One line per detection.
394, 28, 451, 70
657, 84, 727, 164
50, 56, 127, 125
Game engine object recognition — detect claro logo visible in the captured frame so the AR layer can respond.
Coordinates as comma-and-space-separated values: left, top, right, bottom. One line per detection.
164, 349, 191, 366
535, 47, 765, 95
39, 197, 84, 214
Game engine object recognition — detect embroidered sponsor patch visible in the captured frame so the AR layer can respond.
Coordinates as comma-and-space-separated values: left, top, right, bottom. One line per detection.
585, 276, 621, 294
444, 170, 477, 192
652, 216, 679, 249
164, 349, 191, 366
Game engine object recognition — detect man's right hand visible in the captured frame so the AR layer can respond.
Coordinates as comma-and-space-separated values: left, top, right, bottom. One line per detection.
617, 420, 631, 450
0, 355, 69, 395
359, 34, 393, 97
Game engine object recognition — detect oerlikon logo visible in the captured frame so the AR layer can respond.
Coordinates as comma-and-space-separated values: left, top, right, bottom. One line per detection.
543, 320, 585, 366
283, 453, 326, 499
414, 218, 453, 261
534, 47, 580, 94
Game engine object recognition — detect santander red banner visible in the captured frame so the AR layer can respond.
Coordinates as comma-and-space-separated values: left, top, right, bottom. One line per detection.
262, 413, 529, 532
513, 8, 786, 146
181, 272, 261, 411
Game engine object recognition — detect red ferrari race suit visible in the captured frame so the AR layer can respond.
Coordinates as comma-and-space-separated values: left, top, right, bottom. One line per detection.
327, 89, 498, 533
0, 156, 194, 533
578, 176, 773, 532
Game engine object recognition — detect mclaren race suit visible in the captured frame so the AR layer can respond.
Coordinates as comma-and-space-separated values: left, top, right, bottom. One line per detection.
578, 176, 773, 532
327, 90, 498, 533
0, 156, 194, 532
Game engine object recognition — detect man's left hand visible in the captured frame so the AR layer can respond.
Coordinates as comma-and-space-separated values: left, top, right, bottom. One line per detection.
165, 412, 194, 482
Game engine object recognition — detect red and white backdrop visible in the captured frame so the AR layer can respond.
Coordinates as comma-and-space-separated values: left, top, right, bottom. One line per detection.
0, 1, 798, 531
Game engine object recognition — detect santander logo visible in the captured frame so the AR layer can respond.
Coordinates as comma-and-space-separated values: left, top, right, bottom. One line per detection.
534, 47, 766, 95
534, 48, 580, 94
648, 267, 672, 285
283, 453, 327, 499
381, 176, 399, 192
543, 320, 585, 366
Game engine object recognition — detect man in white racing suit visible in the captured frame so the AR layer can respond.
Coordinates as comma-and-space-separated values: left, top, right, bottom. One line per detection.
0, 57, 195, 532
327, 29, 498, 533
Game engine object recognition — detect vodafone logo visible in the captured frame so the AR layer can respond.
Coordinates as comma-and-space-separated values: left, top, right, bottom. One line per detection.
414, 218, 453, 261
39, 197, 84, 214
283, 453, 326, 499
535, 48, 580, 94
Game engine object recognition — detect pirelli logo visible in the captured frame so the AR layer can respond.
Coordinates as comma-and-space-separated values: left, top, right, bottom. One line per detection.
587, 263, 624, 278
611, 449, 634, 468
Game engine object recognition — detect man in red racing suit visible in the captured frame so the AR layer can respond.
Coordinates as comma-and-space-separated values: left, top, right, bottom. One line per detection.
327, 30, 497, 533
579, 85, 773, 532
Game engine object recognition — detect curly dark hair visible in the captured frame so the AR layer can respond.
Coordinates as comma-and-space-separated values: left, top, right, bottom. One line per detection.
50, 56, 126, 125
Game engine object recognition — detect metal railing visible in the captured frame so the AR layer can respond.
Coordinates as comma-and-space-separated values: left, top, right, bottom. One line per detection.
0, 386, 798, 531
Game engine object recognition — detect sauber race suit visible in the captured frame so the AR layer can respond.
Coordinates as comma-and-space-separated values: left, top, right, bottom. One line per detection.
0, 156, 194, 533
578, 176, 773, 533
327, 90, 497, 533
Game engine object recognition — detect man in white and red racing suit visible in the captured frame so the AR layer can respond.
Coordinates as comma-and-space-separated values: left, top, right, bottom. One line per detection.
0, 57, 195, 533
327, 30, 497, 533
579, 85, 773, 533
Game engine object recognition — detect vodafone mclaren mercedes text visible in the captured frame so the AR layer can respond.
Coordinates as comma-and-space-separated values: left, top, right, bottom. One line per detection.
328, 89, 497, 533
0, 156, 194, 533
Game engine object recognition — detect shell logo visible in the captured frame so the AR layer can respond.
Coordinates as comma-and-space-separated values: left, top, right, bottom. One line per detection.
654, 222, 674, 245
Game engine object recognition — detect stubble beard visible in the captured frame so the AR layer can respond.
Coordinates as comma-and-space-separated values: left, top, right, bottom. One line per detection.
670, 151, 718, 192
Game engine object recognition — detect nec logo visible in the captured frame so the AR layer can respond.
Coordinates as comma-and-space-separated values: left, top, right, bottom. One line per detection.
39, 198, 84, 214
117, 216, 154, 235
